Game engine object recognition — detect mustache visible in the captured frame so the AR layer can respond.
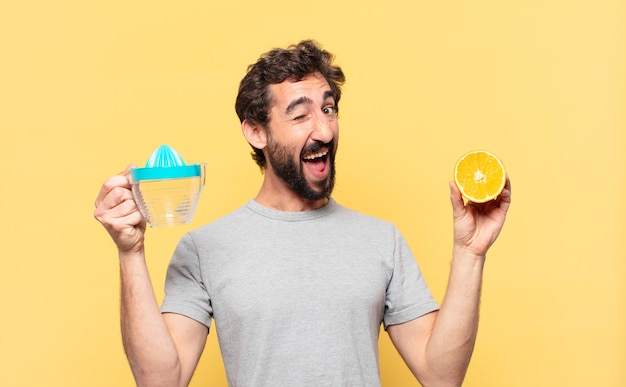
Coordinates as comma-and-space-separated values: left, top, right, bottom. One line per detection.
302, 139, 335, 156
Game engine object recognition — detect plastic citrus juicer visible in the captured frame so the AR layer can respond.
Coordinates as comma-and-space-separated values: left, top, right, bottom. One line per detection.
130, 145, 206, 227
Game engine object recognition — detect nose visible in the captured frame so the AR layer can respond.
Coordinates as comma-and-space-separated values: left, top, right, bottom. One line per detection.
310, 113, 336, 144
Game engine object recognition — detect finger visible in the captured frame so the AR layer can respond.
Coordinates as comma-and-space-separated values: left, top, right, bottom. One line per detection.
449, 181, 466, 217
94, 191, 142, 228
110, 202, 144, 228
118, 164, 137, 179
110, 193, 139, 217
94, 174, 132, 208
94, 165, 137, 208
502, 175, 512, 197
498, 175, 512, 212
96, 201, 146, 249
95, 187, 135, 223
125, 208, 146, 228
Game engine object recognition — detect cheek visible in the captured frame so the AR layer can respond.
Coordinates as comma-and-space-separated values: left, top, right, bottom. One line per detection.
330, 120, 339, 137
331, 124, 340, 148
268, 137, 300, 161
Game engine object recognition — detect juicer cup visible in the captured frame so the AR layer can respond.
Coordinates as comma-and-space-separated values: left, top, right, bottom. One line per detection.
129, 145, 206, 227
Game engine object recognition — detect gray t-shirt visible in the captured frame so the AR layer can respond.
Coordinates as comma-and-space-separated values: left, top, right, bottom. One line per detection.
161, 198, 439, 386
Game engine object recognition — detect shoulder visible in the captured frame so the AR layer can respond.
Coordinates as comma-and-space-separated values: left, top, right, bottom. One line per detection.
331, 199, 391, 224
329, 199, 400, 237
191, 202, 252, 232
181, 202, 254, 248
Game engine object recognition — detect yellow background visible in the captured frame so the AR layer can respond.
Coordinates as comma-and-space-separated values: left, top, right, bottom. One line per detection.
1, 0, 624, 386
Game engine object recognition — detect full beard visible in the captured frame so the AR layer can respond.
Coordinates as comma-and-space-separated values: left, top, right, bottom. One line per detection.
267, 139, 336, 201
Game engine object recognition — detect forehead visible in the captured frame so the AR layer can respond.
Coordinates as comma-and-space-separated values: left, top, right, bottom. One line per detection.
269, 72, 332, 109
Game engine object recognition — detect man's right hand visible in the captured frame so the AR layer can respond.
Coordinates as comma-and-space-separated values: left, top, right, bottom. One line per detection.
94, 165, 147, 254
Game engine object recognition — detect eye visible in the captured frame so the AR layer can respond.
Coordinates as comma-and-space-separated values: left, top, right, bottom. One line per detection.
322, 106, 337, 115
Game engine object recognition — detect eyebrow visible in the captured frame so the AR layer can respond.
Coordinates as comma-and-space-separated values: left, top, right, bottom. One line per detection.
285, 96, 311, 116
284, 90, 335, 116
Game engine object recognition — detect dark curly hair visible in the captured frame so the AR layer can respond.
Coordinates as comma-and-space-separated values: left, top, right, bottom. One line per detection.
235, 40, 345, 169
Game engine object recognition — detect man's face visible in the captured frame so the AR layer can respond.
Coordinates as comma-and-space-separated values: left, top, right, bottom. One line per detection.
264, 72, 339, 201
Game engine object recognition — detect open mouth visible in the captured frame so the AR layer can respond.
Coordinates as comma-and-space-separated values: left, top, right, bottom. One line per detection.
302, 149, 329, 162
302, 148, 330, 175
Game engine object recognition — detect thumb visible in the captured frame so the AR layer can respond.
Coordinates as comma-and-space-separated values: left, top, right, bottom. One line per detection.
118, 164, 137, 180
449, 181, 466, 218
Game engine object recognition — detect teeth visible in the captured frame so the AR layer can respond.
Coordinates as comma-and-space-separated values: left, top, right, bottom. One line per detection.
303, 150, 328, 160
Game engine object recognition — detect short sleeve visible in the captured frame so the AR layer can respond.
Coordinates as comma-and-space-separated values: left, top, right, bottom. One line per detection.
160, 233, 213, 328
383, 227, 439, 329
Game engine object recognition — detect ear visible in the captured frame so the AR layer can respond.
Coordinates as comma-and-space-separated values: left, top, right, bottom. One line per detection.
242, 119, 267, 150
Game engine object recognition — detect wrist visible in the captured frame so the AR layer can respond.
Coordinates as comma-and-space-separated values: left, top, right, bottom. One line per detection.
119, 248, 146, 264
452, 245, 487, 265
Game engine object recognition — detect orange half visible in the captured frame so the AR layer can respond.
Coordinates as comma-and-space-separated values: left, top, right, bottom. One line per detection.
454, 150, 506, 203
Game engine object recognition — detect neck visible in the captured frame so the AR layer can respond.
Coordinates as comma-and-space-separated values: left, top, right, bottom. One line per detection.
254, 178, 329, 212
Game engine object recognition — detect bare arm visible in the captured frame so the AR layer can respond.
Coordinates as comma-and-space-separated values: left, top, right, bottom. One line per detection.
389, 178, 511, 386
119, 251, 208, 386
94, 167, 208, 386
